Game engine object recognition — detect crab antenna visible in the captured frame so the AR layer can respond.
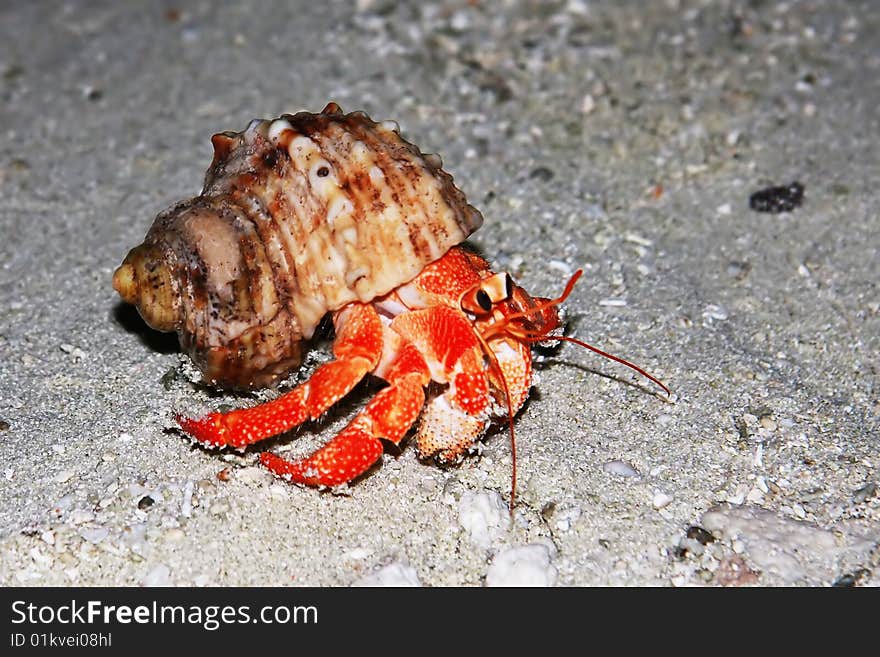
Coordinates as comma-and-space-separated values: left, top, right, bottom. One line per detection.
471, 328, 519, 514
486, 268, 670, 398
527, 334, 670, 397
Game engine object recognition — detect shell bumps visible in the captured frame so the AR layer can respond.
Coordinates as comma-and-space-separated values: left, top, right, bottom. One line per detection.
114, 103, 484, 389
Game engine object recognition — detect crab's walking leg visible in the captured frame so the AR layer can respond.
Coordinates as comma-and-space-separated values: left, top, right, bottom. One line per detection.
391, 305, 495, 463
176, 303, 384, 448
260, 341, 432, 486
486, 337, 533, 414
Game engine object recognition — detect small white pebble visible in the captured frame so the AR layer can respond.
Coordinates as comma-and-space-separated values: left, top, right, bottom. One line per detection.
29, 547, 53, 569
353, 562, 421, 587
40, 530, 55, 545
671, 574, 689, 587
759, 416, 777, 431
344, 548, 372, 560
603, 460, 640, 478
458, 491, 509, 550
68, 509, 94, 525
236, 467, 266, 484
181, 480, 194, 518
598, 298, 627, 307
486, 544, 558, 587
449, 10, 470, 31
580, 94, 596, 114
554, 507, 581, 532
59, 343, 87, 360
623, 232, 653, 247
122, 523, 147, 554
716, 203, 732, 215
548, 260, 573, 275
652, 492, 673, 509
79, 527, 109, 544
141, 564, 172, 587
703, 304, 729, 321
164, 527, 186, 544
269, 483, 289, 500
52, 494, 74, 514
53, 469, 75, 484
567, 0, 589, 16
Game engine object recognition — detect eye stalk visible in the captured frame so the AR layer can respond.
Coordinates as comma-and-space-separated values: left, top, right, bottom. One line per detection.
460, 272, 513, 315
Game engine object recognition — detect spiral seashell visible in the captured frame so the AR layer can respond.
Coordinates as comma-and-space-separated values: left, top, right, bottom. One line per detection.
114, 102, 484, 389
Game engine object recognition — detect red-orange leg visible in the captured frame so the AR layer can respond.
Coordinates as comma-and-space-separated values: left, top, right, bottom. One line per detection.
261, 343, 431, 487
389, 305, 495, 462
176, 303, 385, 449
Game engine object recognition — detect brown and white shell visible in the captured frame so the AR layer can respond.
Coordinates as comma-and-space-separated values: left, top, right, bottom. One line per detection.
113, 102, 483, 389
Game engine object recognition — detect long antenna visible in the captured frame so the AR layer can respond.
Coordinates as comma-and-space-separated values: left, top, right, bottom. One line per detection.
525, 334, 670, 397
463, 267, 671, 515
471, 328, 519, 515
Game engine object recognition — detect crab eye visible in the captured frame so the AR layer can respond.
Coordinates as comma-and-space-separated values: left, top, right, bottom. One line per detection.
475, 289, 492, 312
460, 272, 514, 315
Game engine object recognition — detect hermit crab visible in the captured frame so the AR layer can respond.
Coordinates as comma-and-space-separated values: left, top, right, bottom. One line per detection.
114, 102, 667, 503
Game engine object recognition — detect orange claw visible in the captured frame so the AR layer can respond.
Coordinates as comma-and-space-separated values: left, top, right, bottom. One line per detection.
175, 412, 229, 448
260, 417, 386, 487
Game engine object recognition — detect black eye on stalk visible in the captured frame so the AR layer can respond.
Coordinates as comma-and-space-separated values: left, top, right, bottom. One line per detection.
476, 289, 492, 312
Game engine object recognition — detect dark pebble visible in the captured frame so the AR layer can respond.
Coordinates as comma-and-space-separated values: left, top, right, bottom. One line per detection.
832, 569, 870, 587
748, 181, 804, 213
530, 167, 555, 182
161, 366, 180, 390
137, 495, 155, 510
0, 419, 9, 431
686, 525, 716, 545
